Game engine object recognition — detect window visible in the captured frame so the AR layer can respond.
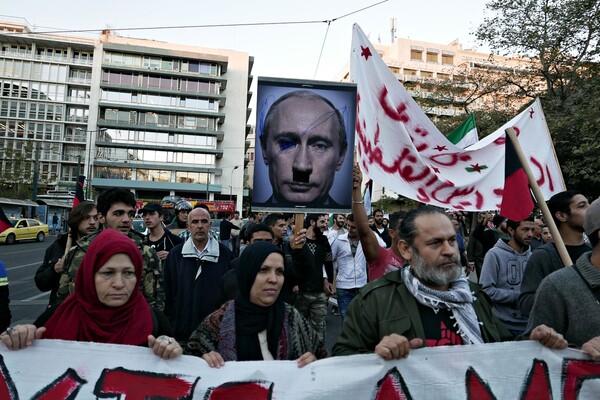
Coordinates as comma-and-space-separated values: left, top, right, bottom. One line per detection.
442, 52, 455, 65
410, 50, 422, 61
426, 52, 438, 63
73, 51, 93, 63
137, 169, 171, 182
421, 71, 433, 78
176, 171, 209, 184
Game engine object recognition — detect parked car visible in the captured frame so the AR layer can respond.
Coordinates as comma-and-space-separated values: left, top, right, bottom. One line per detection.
0, 218, 50, 245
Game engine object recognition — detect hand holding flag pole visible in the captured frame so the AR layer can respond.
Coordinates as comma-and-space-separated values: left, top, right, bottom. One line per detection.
504, 128, 572, 267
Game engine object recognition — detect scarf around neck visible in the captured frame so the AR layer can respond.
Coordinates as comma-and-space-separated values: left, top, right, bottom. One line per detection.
401, 267, 483, 344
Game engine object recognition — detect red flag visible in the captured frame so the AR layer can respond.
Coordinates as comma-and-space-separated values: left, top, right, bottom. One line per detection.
0, 207, 13, 234
500, 137, 534, 221
73, 175, 85, 208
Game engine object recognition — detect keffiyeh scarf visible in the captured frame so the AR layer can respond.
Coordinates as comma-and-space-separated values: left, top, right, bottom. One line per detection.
401, 267, 484, 344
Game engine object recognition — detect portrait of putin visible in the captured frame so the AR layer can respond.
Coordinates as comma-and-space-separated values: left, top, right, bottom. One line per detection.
258, 90, 349, 208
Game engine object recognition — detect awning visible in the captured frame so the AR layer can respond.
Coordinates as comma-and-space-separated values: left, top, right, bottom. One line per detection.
0, 197, 38, 207
36, 199, 73, 208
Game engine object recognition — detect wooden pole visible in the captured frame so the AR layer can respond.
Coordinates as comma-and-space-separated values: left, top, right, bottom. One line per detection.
294, 213, 305, 235
505, 128, 572, 267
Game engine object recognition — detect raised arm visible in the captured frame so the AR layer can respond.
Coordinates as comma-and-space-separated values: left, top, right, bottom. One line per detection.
352, 164, 381, 262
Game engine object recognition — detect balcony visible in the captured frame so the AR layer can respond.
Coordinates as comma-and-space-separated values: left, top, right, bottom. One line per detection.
67, 77, 91, 85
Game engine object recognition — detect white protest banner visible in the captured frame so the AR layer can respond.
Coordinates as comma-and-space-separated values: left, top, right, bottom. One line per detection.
351, 24, 565, 211
1, 340, 599, 399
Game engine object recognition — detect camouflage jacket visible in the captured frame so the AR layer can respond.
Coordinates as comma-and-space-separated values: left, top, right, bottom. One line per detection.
56, 229, 165, 311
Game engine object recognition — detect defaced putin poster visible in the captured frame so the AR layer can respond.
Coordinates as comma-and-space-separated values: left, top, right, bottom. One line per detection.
252, 77, 356, 213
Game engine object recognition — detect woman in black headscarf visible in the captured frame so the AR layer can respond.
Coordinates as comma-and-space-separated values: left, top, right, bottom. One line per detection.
186, 242, 326, 367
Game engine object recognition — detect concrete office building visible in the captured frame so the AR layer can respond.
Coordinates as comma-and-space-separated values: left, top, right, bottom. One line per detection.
0, 19, 253, 210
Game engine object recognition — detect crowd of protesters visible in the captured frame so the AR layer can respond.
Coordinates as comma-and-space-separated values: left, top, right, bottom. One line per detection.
2, 179, 599, 366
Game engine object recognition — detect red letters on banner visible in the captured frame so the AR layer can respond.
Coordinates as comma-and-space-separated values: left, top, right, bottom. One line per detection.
94, 367, 198, 400
0, 355, 598, 398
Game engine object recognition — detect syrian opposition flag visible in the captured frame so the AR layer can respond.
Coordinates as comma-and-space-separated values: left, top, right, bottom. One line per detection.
351, 24, 565, 211
73, 175, 85, 208
0, 207, 13, 234
447, 114, 478, 148
363, 179, 373, 216
499, 136, 534, 221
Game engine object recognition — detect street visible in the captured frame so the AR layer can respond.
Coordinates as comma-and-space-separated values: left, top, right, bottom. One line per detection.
0, 238, 52, 325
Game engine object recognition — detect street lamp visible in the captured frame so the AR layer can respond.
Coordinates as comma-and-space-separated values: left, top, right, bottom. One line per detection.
31, 142, 41, 202
205, 173, 210, 202
77, 155, 82, 178
229, 165, 239, 201
85, 128, 108, 197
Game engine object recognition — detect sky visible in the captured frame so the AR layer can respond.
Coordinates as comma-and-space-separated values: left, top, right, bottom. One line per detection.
3, 0, 490, 82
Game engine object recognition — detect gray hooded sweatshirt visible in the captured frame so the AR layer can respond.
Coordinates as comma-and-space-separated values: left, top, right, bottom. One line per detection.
480, 239, 531, 332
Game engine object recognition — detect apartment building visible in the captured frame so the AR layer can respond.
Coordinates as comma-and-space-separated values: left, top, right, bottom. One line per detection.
0, 19, 253, 209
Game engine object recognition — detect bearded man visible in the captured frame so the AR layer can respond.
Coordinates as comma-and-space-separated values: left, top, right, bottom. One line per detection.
333, 207, 567, 358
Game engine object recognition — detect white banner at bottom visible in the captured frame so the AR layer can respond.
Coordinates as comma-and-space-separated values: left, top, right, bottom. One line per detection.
0, 340, 598, 399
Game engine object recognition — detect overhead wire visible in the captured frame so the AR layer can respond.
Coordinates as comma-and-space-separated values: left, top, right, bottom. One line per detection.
4, 1, 388, 36
4, 1, 388, 77
8, 20, 328, 35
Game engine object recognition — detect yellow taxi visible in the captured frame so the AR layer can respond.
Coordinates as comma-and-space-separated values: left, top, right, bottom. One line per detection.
0, 218, 50, 245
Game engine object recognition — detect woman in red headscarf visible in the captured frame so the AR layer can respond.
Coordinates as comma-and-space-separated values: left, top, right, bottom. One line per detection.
1, 229, 181, 359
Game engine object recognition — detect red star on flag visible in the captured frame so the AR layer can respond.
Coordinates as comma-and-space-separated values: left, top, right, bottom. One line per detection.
434, 145, 447, 152
361, 46, 372, 61
431, 166, 440, 174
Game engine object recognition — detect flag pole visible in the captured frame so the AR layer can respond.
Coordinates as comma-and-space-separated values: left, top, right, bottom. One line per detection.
505, 128, 572, 267
64, 175, 87, 256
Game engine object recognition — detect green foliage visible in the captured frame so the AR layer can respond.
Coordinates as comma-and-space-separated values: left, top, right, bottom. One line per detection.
476, 0, 600, 198
372, 195, 397, 213
372, 195, 418, 214
543, 69, 600, 195
476, 0, 600, 102
0, 141, 35, 199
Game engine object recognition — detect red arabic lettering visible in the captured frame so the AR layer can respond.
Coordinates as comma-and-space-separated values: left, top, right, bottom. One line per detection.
95, 367, 198, 400
530, 157, 546, 187
465, 367, 495, 399
378, 87, 409, 123
520, 359, 552, 399
356, 88, 487, 209
562, 359, 600, 400
207, 381, 273, 400
0, 356, 17, 400
372, 360, 554, 399
546, 165, 555, 191
372, 367, 412, 400
33, 369, 87, 400
429, 152, 472, 167
414, 125, 429, 138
